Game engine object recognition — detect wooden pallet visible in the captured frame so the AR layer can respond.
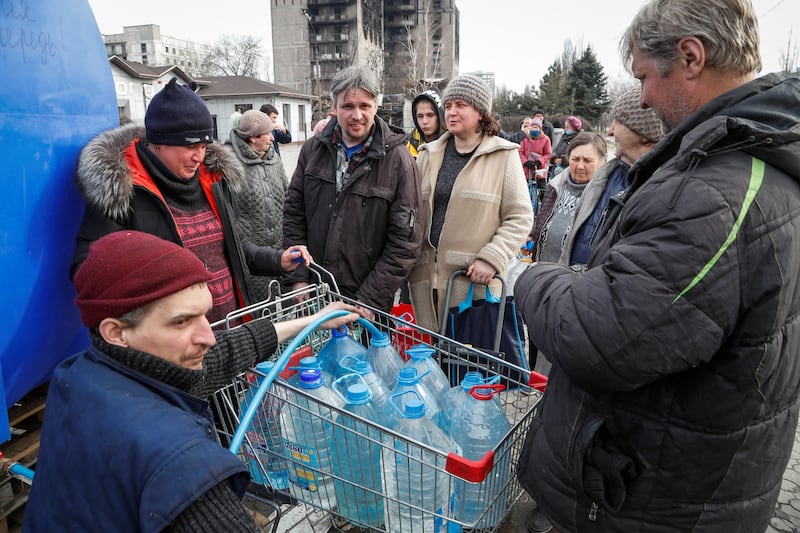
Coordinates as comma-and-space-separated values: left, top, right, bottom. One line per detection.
0, 385, 47, 532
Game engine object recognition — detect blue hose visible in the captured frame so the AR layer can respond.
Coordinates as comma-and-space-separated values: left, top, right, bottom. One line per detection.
229, 313, 378, 454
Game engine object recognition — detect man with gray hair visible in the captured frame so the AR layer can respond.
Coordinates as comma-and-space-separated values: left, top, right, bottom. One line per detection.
283, 65, 423, 316
515, 0, 800, 531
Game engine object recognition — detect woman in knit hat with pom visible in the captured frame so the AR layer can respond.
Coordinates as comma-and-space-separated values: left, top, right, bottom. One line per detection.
408, 74, 533, 333
551, 115, 584, 175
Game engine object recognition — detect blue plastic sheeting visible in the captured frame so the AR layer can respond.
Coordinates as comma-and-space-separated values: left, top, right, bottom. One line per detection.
0, 0, 118, 441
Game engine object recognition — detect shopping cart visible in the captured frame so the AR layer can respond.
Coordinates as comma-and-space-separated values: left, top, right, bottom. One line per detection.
524, 164, 549, 217
212, 266, 547, 532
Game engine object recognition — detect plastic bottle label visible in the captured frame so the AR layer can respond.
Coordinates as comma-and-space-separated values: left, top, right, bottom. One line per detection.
245, 430, 288, 489
284, 439, 321, 491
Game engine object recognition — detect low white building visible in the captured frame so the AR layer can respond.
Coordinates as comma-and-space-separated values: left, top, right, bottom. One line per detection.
107, 57, 316, 143
196, 76, 316, 143
109, 55, 192, 125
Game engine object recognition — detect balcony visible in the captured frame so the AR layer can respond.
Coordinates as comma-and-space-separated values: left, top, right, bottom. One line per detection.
308, 0, 349, 5
385, 3, 416, 13
311, 33, 350, 43
385, 18, 414, 28
311, 52, 347, 62
311, 13, 355, 24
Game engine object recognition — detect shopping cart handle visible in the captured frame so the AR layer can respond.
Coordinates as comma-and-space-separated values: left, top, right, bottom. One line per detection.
528, 370, 548, 392
445, 450, 495, 483
229, 309, 355, 455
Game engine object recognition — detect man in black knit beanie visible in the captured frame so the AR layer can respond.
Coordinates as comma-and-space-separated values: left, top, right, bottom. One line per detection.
26, 231, 360, 532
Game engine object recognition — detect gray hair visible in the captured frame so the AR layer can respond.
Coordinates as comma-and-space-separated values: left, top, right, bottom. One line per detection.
568, 132, 608, 161
620, 0, 761, 77
330, 65, 380, 103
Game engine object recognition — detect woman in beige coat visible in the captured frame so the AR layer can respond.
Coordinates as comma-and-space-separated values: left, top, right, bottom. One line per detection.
408, 74, 533, 333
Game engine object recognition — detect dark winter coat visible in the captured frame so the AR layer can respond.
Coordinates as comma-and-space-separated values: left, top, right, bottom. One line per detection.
515, 74, 800, 532
71, 125, 282, 306
26, 347, 249, 532
26, 316, 278, 532
283, 117, 423, 311
227, 129, 289, 302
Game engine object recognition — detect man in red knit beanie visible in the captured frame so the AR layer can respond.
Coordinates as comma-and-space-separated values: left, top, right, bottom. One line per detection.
27, 231, 360, 531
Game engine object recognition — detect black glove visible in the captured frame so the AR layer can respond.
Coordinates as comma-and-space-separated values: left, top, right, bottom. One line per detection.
533, 159, 542, 170
523, 160, 536, 169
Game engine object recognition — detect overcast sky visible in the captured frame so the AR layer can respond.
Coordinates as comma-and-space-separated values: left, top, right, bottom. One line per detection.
87, 0, 798, 93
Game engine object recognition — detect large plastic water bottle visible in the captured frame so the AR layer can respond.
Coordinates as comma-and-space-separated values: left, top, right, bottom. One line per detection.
280, 369, 343, 510
363, 330, 405, 388
449, 385, 512, 529
316, 326, 367, 378
382, 367, 440, 426
383, 395, 458, 533
331, 383, 385, 528
337, 356, 391, 409
239, 360, 289, 490
404, 344, 451, 405
435, 371, 485, 435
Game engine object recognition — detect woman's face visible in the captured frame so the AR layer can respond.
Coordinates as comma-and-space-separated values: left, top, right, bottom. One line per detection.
444, 99, 482, 138
568, 143, 602, 184
249, 131, 274, 154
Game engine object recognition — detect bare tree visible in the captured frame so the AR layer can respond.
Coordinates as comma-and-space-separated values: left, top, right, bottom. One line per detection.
399, 0, 444, 97
202, 34, 265, 78
779, 28, 799, 74
558, 37, 585, 77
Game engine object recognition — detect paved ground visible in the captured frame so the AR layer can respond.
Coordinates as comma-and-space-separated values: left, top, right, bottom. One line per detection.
267, 142, 800, 533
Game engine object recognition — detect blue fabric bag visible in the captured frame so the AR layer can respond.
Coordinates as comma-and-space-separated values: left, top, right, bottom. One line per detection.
443, 279, 530, 387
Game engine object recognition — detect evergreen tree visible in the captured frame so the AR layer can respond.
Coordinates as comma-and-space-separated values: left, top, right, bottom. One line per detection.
565, 46, 609, 125
537, 61, 571, 115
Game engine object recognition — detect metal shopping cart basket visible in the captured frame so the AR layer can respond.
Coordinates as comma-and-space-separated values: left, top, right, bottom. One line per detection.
211, 266, 547, 532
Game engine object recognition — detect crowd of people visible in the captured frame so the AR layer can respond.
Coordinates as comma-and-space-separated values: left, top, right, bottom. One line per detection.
23, 0, 800, 531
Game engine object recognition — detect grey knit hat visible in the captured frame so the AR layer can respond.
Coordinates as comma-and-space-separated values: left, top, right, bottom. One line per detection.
443, 74, 492, 116
612, 87, 664, 144
236, 110, 273, 139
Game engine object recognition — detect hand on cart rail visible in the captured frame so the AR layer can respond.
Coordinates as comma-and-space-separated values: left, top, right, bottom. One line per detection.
466, 258, 497, 286
280, 245, 313, 271
280, 301, 362, 340
356, 300, 376, 321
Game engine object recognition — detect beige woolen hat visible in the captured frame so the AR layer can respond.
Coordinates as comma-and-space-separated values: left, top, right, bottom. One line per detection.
612, 87, 664, 144
236, 110, 273, 139
443, 74, 493, 116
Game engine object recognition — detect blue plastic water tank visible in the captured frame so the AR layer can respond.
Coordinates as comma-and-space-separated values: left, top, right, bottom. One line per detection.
0, 0, 118, 441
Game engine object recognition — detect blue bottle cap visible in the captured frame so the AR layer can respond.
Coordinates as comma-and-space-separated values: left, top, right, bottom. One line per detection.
346, 383, 371, 404
460, 371, 483, 390
396, 367, 418, 385
255, 360, 276, 372
355, 360, 372, 375
299, 369, 323, 388
407, 344, 435, 360
331, 326, 348, 338
370, 331, 389, 347
298, 356, 318, 368
403, 398, 426, 419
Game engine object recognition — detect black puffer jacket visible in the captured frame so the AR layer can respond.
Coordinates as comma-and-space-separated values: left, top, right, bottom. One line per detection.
283, 117, 423, 311
516, 74, 800, 532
